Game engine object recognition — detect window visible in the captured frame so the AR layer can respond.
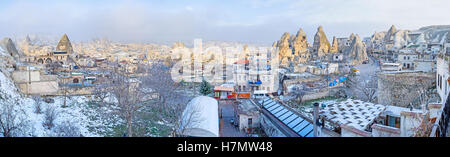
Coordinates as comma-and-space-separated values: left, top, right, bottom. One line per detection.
386, 115, 400, 128
438, 74, 441, 88
215, 92, 219, 97
446, 81, 448, 95
248, 118, 253, 128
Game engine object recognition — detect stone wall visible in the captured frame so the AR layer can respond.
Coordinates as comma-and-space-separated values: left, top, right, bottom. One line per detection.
377, 72, 435, 107
340, 124, 371, 137
371, 124, 400, 137
12, 70, 41, 83
260, 114, 287, 137
237, 113, 260, 133
18, 81, 59, 95
400, 111, 427, 137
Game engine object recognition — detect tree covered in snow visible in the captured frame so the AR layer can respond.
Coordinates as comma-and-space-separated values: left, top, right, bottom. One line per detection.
0, 89, 28, 137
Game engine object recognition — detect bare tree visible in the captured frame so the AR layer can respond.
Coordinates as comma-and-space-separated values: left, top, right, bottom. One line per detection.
43, 105, 58, 129
140, 62, 190, 134
32, 95, 42, 114
53, 121, 81, 137
0, 96, 25, 137
346, 74, 377, 102
46, 62, 62, 75
175, 104, 202, 136
291, 85, 306, 105
109, 68, 146, 137
92, 83, 110, 105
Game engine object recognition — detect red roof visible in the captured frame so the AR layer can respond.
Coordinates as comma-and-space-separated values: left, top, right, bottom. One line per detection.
234, 59, 249, 64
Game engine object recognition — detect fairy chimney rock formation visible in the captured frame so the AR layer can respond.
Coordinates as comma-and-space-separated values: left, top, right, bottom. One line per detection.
276, 32, 293, 67
330, 36, 339, 53
348, 34, 368, 65
384, 25, 398, 42
313, 26, 331, 58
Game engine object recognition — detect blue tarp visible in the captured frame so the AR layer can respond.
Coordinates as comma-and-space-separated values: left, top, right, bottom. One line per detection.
329, 76, 347, 86
249, 80, 262, 85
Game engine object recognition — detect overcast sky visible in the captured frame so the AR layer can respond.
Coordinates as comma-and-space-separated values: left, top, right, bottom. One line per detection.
0, 0, 449, 44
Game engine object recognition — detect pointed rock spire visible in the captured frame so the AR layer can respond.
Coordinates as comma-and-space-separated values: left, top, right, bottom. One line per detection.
330, 36, 339, 53
313, 26, 331, 57
1, 37, 20, 58
384, 25, 398, 41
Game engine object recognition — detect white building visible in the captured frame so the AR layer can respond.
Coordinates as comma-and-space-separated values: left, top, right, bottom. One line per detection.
436, 53, 449, 103
381, 63, 402, 72
397, 50, 418, 70
178, 96, 219, 137
233, 49, 279, 93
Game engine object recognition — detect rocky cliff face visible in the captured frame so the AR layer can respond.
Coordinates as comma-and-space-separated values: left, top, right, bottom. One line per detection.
392, 30, 410, 49
172, 42, 186, 49
347, 34, 368, 65
329, 36, 339, 54
56, 34, 73, 54
292, 28, 310, 63
369, 25, 411, 50
274, 27, 312, 67
312, 26, 331, 58
0, 38, 21, 59
369, 32, 386, 46
0, 40, 17, 73
384, 25, 398, 42
276, 32, 293, 67
416, 25, 450, 43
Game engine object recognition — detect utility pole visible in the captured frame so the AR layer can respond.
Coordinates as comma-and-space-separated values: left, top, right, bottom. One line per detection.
27, 66, 31, 95
63, 71, 67, 108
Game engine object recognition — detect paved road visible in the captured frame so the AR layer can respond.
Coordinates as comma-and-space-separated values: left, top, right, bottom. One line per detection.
354, 55, 380, 80
219, 101, 246, 137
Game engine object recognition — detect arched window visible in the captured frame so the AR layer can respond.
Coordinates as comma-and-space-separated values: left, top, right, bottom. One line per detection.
45, 58, 52, 64
73, 78, 79, 83
37, 58, 44, 64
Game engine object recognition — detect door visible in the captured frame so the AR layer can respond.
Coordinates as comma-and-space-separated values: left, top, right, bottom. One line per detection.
220, 91, 227, 99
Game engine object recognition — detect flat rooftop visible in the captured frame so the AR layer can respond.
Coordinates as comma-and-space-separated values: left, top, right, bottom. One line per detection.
320, 99, 386, 130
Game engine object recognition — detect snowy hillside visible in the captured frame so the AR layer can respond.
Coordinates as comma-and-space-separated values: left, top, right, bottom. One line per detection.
416, 25, 450, 43
0, 69, 120, 137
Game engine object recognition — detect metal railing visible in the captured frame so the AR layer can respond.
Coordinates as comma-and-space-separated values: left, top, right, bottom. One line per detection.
429, 93, 450, 137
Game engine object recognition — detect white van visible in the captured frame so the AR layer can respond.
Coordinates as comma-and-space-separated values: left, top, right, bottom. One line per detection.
253, 90, 268, 99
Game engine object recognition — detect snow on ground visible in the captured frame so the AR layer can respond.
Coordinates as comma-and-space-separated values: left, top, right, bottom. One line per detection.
0, 70, 114, 137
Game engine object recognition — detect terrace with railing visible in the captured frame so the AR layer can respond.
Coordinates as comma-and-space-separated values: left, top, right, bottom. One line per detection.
429, 93, 449, 137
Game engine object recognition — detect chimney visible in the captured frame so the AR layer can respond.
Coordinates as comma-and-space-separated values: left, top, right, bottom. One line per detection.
313, 103, 319, 137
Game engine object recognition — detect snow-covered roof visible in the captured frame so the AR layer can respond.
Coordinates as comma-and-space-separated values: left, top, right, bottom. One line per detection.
320, 99, 385, 130
253, 90, 268, 94
285, 72, 314, 78
383, 105, 422, 117
214, 86, 233, 92
179, 96, 219, 137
